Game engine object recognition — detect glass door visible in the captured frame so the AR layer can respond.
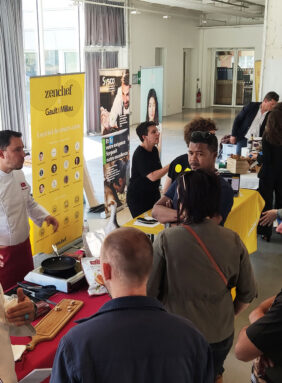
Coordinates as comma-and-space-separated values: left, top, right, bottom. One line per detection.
213, 49, 254, 106
236, 50, 254, 106
214, 50, 234, 106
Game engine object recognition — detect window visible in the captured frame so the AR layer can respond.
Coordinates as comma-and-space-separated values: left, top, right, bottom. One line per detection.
22, 0, 81, 124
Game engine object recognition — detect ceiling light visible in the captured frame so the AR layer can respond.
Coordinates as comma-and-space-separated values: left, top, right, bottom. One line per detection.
163, 15, 169, 19
131, 10, 140, 14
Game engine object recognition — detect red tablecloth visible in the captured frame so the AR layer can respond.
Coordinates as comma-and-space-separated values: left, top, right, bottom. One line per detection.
13, 286, 110, 381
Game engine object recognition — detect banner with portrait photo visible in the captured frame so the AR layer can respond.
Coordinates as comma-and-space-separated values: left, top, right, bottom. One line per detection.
30, 73, 84, 254
140, 67, 163, 155
100, 69, 130, 214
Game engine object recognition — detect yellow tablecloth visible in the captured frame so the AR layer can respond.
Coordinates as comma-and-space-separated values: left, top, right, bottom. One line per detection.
225, 189, 264, 254
124, 189, 265, 254
123, 213, 164, 236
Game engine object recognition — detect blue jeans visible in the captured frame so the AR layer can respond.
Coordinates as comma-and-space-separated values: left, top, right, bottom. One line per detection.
236, 138, 247, 155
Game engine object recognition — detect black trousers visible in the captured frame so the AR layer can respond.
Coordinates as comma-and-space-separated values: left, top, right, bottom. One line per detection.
210, 332, 234, 378
258, 177, 282, 238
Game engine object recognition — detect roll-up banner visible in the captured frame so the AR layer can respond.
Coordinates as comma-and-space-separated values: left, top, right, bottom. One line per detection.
140, 67, 164, 155
30, 73, 84, 254
100, 69, 130, 215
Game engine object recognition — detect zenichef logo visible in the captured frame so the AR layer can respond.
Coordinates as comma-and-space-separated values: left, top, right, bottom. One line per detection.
45, 84, 73, 98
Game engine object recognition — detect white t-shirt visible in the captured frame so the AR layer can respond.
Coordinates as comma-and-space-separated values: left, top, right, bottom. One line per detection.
246, 107, 267, 139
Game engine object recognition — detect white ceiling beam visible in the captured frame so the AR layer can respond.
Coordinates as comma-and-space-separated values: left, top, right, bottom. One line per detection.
138, 0, 264, 17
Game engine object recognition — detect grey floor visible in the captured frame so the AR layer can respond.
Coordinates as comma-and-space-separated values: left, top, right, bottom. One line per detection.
85, 107, 282, 383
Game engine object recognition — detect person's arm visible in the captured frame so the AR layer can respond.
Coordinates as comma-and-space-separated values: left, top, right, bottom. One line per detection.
146, 164, 169, 182
151, 195, 178, 223
233, 235, 258, 308
162, 175, 172, 194
259, 210, 278, 227
234, 299, 250, 317
24, 178, 58, 230
231, 103, 251, 138
249, 296, 276, 324
230, 136, 237, 144
219, 177, 234, 225
44, 215, 59, 232
277, 221, 282, 234
235, 296, 276, 362
5, 288, 36, 326
235, 325, 263, 361
147, 233, 166, 300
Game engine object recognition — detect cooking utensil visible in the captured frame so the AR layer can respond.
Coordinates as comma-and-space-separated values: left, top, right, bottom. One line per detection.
52, 244, 59, 257
17, 282, 56, 292
19, 288, 57, 306
41, 256, 77, 278
17, 282, 57, 298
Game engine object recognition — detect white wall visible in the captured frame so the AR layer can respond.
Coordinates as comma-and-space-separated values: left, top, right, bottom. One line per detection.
129, 13, 199, 125
130, 15, 264, 123
200, 24, 264, 107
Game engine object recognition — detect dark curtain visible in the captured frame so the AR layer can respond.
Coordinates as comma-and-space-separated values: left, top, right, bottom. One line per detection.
85, 0, 125, 47
104, 51, 118, 68
85, 51, 118, 134
85, 52, 102, 135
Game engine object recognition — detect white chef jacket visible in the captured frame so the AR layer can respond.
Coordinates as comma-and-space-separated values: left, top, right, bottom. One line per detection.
0, 284, 35, 383
0, 170, 49, 246
109, 86, 129, 128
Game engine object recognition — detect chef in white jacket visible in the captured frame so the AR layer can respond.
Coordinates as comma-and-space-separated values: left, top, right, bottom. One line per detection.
0, 130, 59, 291
0, 285, 36, 383
109, 70, 130, 129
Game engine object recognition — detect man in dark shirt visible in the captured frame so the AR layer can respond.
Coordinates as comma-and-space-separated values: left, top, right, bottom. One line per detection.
51, 227, 213, 383
152, 131, 234, 225
163, 117, 217, 193
235, 291, 282, 383
230, 91, 279, 155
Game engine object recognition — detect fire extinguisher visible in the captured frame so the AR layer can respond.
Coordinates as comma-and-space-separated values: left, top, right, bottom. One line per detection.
196, 88, 201, 103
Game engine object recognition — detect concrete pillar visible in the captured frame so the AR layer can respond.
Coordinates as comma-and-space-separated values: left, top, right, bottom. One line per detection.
261, 0, 282, 99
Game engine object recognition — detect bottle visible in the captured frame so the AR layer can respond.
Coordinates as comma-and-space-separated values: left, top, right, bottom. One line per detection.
82, 219, 89, 234
247, 134, 254, 151
82, 219, 91, 257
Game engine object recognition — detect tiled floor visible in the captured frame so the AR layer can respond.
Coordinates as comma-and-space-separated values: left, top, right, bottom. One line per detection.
85, 107, 282, 383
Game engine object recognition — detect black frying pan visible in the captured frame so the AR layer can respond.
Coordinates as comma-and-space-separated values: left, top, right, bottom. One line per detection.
41, 256, 76, 278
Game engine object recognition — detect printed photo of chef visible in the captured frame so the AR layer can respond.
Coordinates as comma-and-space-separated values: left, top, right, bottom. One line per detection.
100, 69, 130, 136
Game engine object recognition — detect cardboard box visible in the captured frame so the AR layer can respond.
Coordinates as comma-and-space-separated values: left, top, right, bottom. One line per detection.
227, 157, 250, 174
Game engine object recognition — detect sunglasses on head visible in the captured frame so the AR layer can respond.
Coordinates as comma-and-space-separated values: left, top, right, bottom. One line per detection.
190, 131, 214, 143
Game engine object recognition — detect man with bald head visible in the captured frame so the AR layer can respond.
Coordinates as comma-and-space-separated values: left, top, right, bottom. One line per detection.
51, 227, 213, 383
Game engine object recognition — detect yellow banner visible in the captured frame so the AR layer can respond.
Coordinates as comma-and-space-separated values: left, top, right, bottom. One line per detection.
255, 60, 261, 102
30, 73, 84, 254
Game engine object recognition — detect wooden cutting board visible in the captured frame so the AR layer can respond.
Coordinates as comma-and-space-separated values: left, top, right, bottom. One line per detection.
26, 298, 83, 350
